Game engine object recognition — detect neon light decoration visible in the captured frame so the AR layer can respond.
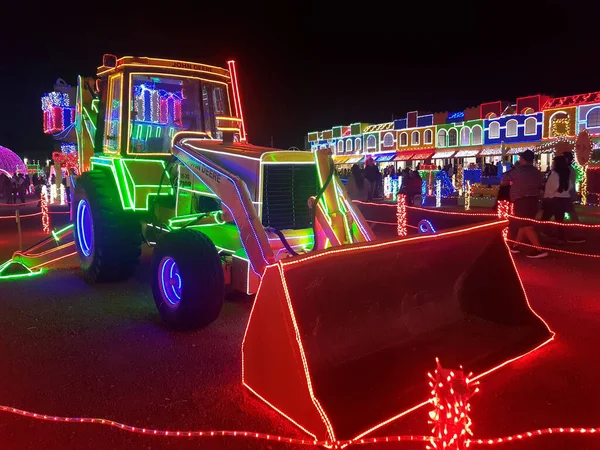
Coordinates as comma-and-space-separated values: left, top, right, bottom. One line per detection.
0, 146, 26, 176
465, 181, 471, 210
41, 186, 50, 234
133, 83, 183, 126
435, 180, 441, 207
61, 142, 77, 154
41, 92, 75, 135
227, 60, 247, 141
76, 199, 93, 257
418, 219, 437, 234
0, 261, 43, 280
396, 194, 407, 237
427, 359, 479, 449
158, 257, 182, 308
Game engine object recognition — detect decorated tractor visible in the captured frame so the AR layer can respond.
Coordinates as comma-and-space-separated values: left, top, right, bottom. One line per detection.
71, 55, 374, 329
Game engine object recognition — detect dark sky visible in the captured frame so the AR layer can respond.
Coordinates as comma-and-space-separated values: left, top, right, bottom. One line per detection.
2, 1, 599, 160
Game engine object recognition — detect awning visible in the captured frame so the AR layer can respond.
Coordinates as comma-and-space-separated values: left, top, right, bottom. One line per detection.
346, 156, 364, 164
373, 153, 396, 162
506, 146, 535, 155
332, 156, 350, 164
394, 153, 414, 161
480, 147, 503, 156
431, 151, 455, 159
454, 149, 480, 157
410, 151, 434, 160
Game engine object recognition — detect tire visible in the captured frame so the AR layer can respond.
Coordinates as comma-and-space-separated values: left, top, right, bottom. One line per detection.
151, 229, 225, 330
73, 170, 142, 283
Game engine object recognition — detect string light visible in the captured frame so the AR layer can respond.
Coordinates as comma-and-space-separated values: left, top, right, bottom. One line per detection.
496, 200, 512, 220
41, 185, 50, 234
427, 358, 479, 449
396, 194, 407, 237
435, 180, 441, 208
465, 181, 471, 211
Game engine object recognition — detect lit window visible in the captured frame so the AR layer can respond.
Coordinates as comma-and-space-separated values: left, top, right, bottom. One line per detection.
506, 119, 518, 137
587, 108, 600, 127
489, 122, 500, 139
337, 140, 344, 153
471, 126, 482, 144
460, 127, 470, 145
424, 129, 432, 144
448, 129, 457, 146
400, 132, 408, 146
366, 135, 376, 149
524, 117, 537, 135
411, 131, 420, 145
383, 132, 395, 147
437, 129, 447, 147
345, 139, 352, 153
355, 138, 361, 153
550, 112, 569, 137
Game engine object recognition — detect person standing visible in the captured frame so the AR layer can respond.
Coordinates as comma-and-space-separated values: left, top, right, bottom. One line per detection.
363, 157, 379, 201
562, 151, 585, 243
345, 164, 371, 201
541, 155, 573, 243
500, 150, 548, 258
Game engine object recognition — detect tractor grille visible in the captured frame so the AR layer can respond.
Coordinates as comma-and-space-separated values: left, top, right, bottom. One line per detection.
261, 163, 318, 230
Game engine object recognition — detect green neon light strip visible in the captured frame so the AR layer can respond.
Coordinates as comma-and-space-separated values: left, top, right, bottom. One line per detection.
52, 224, 74, 242
0, 261, 44, 280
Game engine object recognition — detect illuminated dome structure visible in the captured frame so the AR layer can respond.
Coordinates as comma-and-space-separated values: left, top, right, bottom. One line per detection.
0, 146, 26, 177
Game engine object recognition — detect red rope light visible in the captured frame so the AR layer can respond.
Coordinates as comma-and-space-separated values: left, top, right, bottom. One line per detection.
1, 404, 597, 447
505, 237, 600, 259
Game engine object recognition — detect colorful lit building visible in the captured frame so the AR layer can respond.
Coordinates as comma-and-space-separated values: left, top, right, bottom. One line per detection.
482, 95, 546, 165
394, 111, 436, 167
306, 89, 600, 174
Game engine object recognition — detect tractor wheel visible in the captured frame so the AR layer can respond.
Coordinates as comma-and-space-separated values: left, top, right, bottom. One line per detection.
151, 229, 225, 330
73, 170, 142, 283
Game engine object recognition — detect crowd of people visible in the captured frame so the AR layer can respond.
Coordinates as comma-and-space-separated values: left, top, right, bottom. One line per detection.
0, 167, 73, 205
344, 157, 425, 203
0, 172, 34, 204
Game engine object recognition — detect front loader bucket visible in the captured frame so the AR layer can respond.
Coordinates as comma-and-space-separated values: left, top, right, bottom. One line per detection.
242, 221, 552, 441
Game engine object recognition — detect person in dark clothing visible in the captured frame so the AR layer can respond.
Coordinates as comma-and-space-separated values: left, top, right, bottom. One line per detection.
501, 150, 547, 258
363, 157, 379, 201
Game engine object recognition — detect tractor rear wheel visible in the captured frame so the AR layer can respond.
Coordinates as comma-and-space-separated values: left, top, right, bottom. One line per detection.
151, 229, 225, 330
73, 170, 142, 283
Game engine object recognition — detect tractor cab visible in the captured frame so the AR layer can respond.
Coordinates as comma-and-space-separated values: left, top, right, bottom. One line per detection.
77, 54, 246, 172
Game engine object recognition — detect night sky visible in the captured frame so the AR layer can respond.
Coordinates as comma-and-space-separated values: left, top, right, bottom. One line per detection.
2, 1, 598, 161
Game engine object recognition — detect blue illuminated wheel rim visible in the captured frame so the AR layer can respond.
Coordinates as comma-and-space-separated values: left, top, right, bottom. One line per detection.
76, 199, 94, 257
158, 256, 183, 308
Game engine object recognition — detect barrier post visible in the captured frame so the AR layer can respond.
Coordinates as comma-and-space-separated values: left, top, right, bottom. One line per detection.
465, 180, 471, 211
396, 194, 407, 237
15, 209, 22, 251
41, 186, 50, 235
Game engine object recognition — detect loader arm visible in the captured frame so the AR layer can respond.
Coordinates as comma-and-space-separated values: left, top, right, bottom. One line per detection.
313, 149, 375, 249
173, 144, 275, 275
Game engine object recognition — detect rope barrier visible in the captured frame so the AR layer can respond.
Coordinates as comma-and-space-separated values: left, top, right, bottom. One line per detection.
1, 405, 598, 448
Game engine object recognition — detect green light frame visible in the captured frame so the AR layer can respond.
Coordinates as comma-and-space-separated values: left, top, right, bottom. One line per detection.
90, 156, 174, 211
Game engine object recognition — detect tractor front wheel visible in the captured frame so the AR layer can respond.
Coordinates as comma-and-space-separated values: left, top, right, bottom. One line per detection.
73, 170, 142, 283
151, 229, 225, 330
